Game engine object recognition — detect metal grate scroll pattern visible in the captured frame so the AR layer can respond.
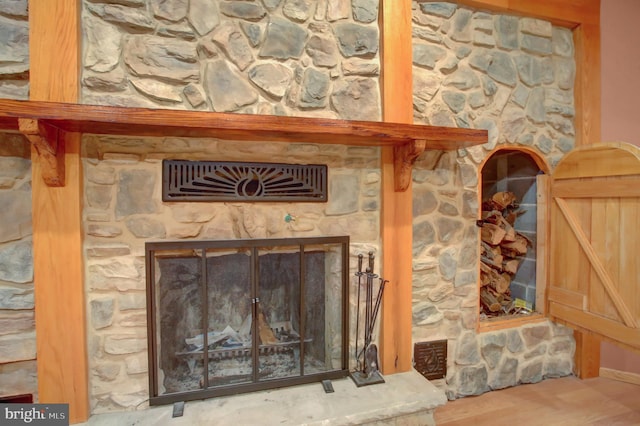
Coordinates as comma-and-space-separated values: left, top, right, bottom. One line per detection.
163, 160, 327, 202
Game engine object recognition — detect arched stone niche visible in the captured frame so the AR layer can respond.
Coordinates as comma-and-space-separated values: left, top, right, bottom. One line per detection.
478, 147, 551, 329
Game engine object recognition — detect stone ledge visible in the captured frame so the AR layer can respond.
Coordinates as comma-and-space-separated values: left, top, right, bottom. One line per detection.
78, 371, 446, 426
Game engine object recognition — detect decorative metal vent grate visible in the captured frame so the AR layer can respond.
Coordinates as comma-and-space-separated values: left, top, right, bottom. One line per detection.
163, 160, 327, 202
413, 340, 447, 381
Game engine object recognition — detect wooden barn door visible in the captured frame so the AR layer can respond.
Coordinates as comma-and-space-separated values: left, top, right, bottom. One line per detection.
548, 143, 640, 354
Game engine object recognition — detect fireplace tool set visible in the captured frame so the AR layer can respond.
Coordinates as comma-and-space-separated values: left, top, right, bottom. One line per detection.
350, 252, 389, 387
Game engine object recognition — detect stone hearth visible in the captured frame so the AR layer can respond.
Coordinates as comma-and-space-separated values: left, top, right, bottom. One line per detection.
77, 371, 446, 426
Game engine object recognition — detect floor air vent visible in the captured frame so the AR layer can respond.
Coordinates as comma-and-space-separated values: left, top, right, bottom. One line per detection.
163, 160, 327, 202
414, 340, 447, 380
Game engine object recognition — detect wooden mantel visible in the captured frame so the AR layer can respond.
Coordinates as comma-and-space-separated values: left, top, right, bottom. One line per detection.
0, 98, 486, 191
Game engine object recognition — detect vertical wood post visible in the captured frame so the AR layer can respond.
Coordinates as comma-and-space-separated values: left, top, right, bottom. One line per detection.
574, 21, 601, 147
379, 0, 414, 374
28, 0, 88, 422
574, 330, 601, 378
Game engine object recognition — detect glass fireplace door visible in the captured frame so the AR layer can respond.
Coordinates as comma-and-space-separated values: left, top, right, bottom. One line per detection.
147, 237, 349, 406
256, 245, 302, 381
204, 249, 253, 388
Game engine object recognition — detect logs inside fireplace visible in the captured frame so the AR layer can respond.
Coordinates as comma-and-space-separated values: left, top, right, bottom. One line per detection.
145, 236, 349, 405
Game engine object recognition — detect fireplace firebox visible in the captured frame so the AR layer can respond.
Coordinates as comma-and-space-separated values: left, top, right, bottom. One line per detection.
145, 236, 349, 405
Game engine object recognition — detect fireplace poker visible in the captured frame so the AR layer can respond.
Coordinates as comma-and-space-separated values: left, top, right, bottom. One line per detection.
367, 278, 389, 340
359, 252, 377, 359
354, 253, 364, 371
364, 253, 375, 350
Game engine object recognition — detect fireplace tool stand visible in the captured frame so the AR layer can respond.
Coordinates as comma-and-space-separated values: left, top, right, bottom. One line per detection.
350, 252, 389, 387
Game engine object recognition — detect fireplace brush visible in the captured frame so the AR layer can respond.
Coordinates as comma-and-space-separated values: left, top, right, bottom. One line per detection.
351, 252, 388, 387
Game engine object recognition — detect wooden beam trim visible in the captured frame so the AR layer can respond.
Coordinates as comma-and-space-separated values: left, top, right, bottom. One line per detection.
380, 0, 414, 374
572, 329, 601, 378
554, 197, 637, 328
18, 118, 65, 187
552, 177, 640, 198
600, 367, 640, 385
454, 0, 599, 27
550, 302, 640, 351
573, 22, 601, 148
28, 0, 87, 422
478, 313, 547, 333
536, 174, 550, 316
548, 286, 587, 310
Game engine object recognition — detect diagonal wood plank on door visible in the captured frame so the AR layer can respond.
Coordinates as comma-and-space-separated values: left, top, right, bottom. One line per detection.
554, 197, 637, 328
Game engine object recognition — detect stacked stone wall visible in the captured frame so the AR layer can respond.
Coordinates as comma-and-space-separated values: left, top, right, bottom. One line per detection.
82, 0, 381, 121
0, 0, 29, 99
410, 2, 575, 398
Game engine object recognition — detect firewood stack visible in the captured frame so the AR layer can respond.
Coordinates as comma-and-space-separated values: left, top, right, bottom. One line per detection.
478, 191, 531, 317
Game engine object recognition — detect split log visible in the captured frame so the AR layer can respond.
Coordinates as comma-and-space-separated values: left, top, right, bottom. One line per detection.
480, 287, 502, 312
481, 255, 518, 276
480, 261, 493, 286
483, 210, 516, 241
481, 241, 502, 260
481, 265, 511, 293
481, 210, 500, 220
485, 286, 504, 303
491, 191, 517, 210
496, 215, 516, 242
239, 313, 252, 339
482, 191, 517, 211
480, 222, 506, 245
501, 233, 529, 257
258, 310, 278, 345
481, 255, 502, 270
490, 270, 511, 294
502, 258, 520, 275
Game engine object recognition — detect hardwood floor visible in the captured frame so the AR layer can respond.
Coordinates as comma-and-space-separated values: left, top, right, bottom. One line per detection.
434, 376, 640, 426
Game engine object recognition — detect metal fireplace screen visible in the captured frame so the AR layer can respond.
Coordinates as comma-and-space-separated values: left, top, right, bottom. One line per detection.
145, 236, 349, 405
162, 160, 327, 202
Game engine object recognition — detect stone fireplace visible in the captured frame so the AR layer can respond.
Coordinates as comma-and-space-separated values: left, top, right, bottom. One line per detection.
82, 133, 379, 412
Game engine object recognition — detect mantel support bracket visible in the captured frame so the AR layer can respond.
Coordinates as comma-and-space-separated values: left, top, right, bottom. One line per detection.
394, 139, 427, 192
18, 118, 65, 187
